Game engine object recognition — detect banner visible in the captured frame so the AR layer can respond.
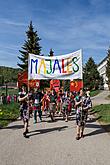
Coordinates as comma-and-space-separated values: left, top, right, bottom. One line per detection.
28, 49, 82, 80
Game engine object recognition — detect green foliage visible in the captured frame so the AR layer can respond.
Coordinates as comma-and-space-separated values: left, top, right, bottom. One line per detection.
106, 48, 110, 90
0, 66, 20, 85
0, 102, 19, 127
83, 57, 101, 90
17, 21, 42, 70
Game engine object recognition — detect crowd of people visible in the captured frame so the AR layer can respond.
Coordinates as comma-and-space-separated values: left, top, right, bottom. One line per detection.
18, 87, 92, 139
0, 93, 17, 104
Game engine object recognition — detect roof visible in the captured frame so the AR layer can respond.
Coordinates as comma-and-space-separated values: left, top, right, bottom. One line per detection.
98, 56, 108, 67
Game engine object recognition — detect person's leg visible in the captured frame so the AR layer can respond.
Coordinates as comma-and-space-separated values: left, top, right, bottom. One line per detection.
49, 103, 53, 121
76, 114, 81, 140
38, 106, 42, 121
76, 125, 80, 140
81, 122, 85, 138
34, 109, 37, 123
65, 109, 68, 122
23, 120, 28, 137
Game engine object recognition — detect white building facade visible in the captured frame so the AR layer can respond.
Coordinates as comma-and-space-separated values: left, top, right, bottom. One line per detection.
97, 57, 109, 90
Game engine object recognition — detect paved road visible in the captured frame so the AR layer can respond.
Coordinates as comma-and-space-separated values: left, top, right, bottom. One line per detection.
91, 90, 110, 106
0, 90, 110, 165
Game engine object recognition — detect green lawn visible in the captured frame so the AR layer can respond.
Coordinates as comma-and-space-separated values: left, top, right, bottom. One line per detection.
92, 104, 110, 124
90, 90, 100, 97
0, 102, 19, 128
0, 88, 18, 96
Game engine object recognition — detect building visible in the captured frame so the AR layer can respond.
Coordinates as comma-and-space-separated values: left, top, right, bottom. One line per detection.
97, 56, 108, 90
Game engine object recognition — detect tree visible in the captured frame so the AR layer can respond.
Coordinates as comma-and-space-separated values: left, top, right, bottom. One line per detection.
83, 57, 101, 90
49, 48, 54, 56
106, 48, 110, 90
17, 21, 41, 70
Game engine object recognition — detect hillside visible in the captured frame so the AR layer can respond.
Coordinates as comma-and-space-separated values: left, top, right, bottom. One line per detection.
0, 66, 21, 85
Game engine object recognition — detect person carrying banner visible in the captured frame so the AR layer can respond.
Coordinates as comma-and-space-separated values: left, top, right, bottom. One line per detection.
18, 93, 29, 138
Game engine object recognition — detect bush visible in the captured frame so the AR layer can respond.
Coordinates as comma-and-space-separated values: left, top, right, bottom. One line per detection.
0, 102, 19, 127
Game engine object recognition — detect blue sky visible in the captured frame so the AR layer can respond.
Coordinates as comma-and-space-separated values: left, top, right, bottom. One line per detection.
0, 0, 110, 68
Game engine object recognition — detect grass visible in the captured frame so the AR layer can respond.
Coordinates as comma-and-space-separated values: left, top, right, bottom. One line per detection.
0, 102, 19, 128
92, 104, 110, 124
0, 88, 18, 96
90, 90, 100, 97
106, 95, 110, 100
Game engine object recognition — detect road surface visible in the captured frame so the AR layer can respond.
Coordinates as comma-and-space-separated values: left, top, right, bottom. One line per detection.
0, 90, 110, 165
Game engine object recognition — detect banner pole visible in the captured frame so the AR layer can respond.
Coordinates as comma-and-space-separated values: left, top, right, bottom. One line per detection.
81, 49, 84, 89
28, 55, 30, 118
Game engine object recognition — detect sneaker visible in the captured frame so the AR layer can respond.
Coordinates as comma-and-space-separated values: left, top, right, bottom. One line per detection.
76, 134, 80, 140
23, 132, 26, 137
65, 119, 68, 122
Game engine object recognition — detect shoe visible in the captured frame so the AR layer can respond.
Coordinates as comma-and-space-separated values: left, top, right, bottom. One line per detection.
18, 116, 21, 120
65, 119, 68, 122
76, 134, 80, 140
23, 132, 26, 137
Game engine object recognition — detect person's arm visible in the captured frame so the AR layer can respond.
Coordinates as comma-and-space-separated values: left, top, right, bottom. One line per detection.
18, 94, 28, 102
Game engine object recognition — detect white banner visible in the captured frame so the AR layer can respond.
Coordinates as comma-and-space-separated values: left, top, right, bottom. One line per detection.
28, 49, 82, 80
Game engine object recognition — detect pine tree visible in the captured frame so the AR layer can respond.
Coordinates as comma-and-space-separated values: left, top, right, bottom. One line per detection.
83, 57, 101, 90
17, 21, 41, 70
106, 48, 110, 90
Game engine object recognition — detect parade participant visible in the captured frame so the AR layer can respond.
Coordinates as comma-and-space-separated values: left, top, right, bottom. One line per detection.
18, 93, 29, 137
33, 88, 43, 123
41, 91, 50, 115
86, 88, 90, 97
28, 89, 34, 118
62, 91, 70, 122
75, 89, 88, 140
14, 94, 17, 102
48, 90, 57, 121
7, 94, 11, 104
57, 91, 62, 115
18, 87, 26, 119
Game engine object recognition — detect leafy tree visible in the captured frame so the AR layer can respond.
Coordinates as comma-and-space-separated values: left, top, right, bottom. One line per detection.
106, 48, 110, 90
17, 21, 41, 70
83, 57, 101, 90
0, 66, 20, 84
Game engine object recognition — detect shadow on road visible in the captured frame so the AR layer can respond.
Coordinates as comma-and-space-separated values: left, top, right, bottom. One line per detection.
0, 124, 24, 130
85, 122, 110, 137
28, 126, 68, 138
